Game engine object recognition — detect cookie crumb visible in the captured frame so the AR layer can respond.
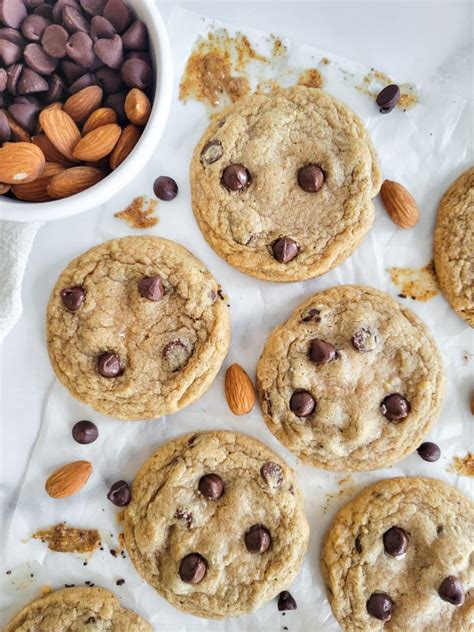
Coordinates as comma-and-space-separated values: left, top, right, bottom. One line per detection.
116, 578, 125, 586
388, 261, 438, 301
115, 196, 158, 229
449, 452, 474, 477
32, 524, 100, 554
298, 68, 324, 89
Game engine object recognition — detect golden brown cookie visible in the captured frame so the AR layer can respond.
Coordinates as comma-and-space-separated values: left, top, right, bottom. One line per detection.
47, 236, 230, 420
124, 431, 309, 619
4, 586, 152, 631
256, 285, 444, 471
321, 477, 474, 631
433, 167, 474, 326
190, 86, 381, 282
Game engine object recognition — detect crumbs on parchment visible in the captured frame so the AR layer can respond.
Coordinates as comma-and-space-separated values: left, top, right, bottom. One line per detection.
33, 524, 101, 554
388, 261, 438, 302
115, 196, 158, 229
449, 452, 474, 477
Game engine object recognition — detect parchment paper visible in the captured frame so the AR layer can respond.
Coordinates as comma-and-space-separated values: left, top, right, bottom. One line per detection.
1, 8, 472, 631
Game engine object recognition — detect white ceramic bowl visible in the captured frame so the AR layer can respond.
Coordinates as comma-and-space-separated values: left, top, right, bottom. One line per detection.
0, 0, 173, 222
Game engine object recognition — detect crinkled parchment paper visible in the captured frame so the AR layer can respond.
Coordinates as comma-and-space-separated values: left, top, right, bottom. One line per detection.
1, 8, 472, 632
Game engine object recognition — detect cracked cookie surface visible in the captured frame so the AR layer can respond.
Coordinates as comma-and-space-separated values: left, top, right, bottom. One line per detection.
4, 586, 152, 631
256, 285, 444, 471
433, 167, 474, 326
321, 477, 474, 632
47, 236, 230, 420
190, 86, 381, 281
123, 431, 309, 619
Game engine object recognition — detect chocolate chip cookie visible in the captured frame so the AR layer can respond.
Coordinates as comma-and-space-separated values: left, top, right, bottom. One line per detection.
256, 285, 444, 471
47, 236, 230, 420
123, 431, 309, 619
4, 586, 151, 631
190, 86, 381, 281
433, 167, 474, 326
321, 477, 474, 631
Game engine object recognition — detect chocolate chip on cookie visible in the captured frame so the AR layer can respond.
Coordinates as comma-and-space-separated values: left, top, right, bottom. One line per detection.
380, 393, 410, 421
383, 527, 408, 557
161, 339, 191, 371
200, 140, 223, 165
60, 287, 85, 311
245, 524, 271, 554
278, 590, 297, 611
438, 576, 465, 606
297, 164, 325, 192
107, 480, 131, 506
221, 164, 251, 191
175, 508, 193, 528
309, 338, 337, 365
366, 592, 394, 621
272, 237, 299, 263
351, 326, 378, 352
97, 352, 122, 378
179, 553, 207, 584
301, 308, 321, 322
198, 474, 224, 499
289, 390, 315, 417
138, 275, 164, 301
260, 462, 284, 489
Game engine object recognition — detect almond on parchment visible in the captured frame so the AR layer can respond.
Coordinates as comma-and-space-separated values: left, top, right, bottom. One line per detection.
45, 460, 92, 499
109, 124, 141, 169
39, 109, 81, 162
82, 107, 117, 135
47, 166, 105, 199
32, 134, 75, 168
380, 180, 420, 228
0, 142, 45, 184
64, 86, 103, 125
72, 124, 121, 162
125, 88, 151, 126
11, 162, 64, 202
225, 363, 256, 415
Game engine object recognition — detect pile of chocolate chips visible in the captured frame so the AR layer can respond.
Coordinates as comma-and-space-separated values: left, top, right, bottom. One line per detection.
0, 0, 153, 136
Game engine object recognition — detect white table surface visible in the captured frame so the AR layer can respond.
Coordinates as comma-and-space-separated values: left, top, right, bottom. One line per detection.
0, 0, 472, 575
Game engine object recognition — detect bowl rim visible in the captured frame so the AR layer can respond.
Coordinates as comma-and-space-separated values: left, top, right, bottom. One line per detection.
0, 0, 173, 223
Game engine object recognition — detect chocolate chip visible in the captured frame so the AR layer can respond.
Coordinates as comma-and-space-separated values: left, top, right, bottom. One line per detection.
162, 339, 191, 372
107, 480, 131, 506
33, 4, 53, 19
90, 14, 114, 40
8, 102, 38, 133
122, 20, 147, 50
46, 73, 65, 102
200, 139, 223, 165
104, 91, 126, 123
0, 26, 26, 46
366, 592, 394, 620
179, 553, 207, 584
376, 84, 400, 113
221, 164, 250, 191
0, 111, 11, 143
138, 275, 164, 301
0, 0, 27, 29
52, 0, 77, 23
95, 66, 121, 93
103, 0, 130, 34
277, 591, 297, 611
97, 352, 122, 378
24, 42, 57, 74
198, 474, 224, 499
309, 338, 337, 365
116, 578, 125, 586
0, 38, 22, 65
417, 442, 440, 462
62, 6, 90, 34
260, 462, 284, 489
121, 57, 151, 89
438, 576, 465, 605
352, 326, 378, 352
298, 164, 325, 192
301, 308, 320, 322
60, 286, 85, 311
94, 34, 123, 69
65, 31, 97, 68
289, 390, 315, 417
21, 14, 50, 41
245, 524, 271, 553
69, 72, 95, 93
272, 237, 299, 263
153, 175, 178, 201
80, 0, 106, 16
383, 527, 408, 556
61, 59, 86, 83
380, 393, 410, 421
7, 63, 23, 95
18, 67, 49, 94
72, 420, 98, 444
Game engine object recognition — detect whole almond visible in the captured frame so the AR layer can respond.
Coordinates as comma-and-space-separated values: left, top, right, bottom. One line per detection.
47, 166, 105, 199
32, 134, 75, 167
64, 86, 103, 125
3, 111, 30, 142
39, 109, 81, 162
125, 88, 151, 126
225, 363, 256, 415
72, 124, 121, 162
0, 142, 45, 184
110, 124, 141, 169
82, 107, 117, 135
35, 102, 63, 134
45, 460, 92, 499
0, 183, 10, 194
380, 180, 420, 228
12, 162, 64, 202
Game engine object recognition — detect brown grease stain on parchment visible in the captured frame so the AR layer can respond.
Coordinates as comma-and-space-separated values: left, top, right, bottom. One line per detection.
388, 261, 439, 301
115, 195, 158, 229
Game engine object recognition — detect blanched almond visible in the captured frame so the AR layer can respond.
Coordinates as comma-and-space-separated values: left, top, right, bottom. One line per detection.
72, 124, 121, 162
